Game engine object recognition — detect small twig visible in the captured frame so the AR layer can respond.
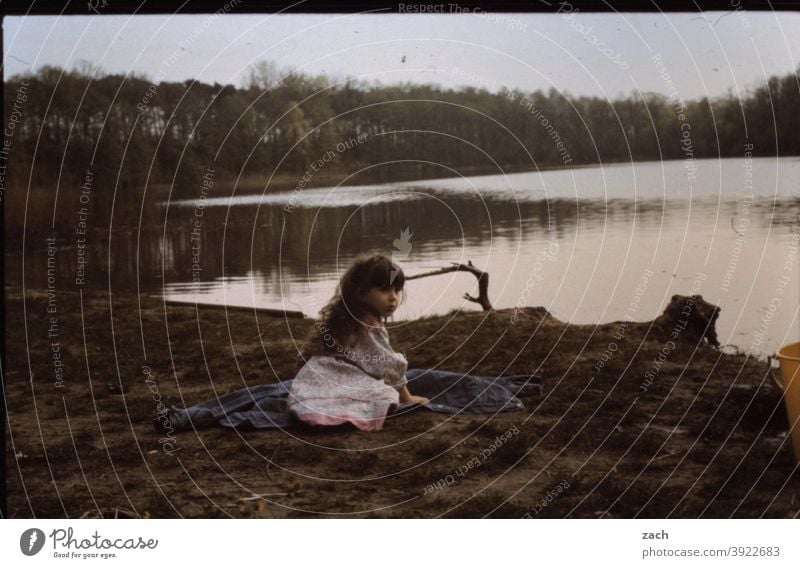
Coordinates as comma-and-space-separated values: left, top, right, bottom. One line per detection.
653, 450, 684, 462
731, 216, 744, 238
266, 448, 279, 480
237, 492, 288, 503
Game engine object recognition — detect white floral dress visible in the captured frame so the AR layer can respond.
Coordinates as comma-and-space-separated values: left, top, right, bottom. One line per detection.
287, 325, 408, 431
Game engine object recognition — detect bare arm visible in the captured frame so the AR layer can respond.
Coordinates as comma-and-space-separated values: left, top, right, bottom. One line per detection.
398, 384, 429, 404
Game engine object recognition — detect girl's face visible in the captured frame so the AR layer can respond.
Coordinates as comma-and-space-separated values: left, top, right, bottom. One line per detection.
360, 285, 402, 320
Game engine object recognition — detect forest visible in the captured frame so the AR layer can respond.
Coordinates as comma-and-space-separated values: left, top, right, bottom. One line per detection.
3, 60, 799, 236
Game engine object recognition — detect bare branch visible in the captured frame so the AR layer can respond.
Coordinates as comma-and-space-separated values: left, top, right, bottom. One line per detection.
407, 260, 492, 311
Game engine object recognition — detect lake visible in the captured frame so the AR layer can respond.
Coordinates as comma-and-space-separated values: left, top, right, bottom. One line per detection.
11, 157, 800, 357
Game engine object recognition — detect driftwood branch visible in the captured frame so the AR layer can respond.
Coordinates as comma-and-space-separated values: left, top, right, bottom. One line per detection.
407, 260, 493, 311
162, 299, 304, 319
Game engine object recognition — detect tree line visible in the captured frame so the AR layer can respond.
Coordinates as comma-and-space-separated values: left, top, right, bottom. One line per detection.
4, 60, 798, 236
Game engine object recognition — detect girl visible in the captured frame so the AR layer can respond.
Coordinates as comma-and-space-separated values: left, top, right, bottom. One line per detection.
153, 254, 541, 435
288, 254, 429, 431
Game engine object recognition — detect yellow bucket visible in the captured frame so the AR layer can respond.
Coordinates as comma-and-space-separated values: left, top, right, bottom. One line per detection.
776, 341, 800, 461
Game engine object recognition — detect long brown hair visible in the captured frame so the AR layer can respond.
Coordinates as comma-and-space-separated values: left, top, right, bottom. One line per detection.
298, 254, 406, 364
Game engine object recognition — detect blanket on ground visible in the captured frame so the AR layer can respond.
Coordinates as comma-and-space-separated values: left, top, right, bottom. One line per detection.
157, 368, 543, 432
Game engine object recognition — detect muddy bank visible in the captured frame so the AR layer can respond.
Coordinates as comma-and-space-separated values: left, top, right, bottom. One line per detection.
4, 287, 799, 518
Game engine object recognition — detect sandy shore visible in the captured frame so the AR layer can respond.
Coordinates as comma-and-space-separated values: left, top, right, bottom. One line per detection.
5, 287, 798, 518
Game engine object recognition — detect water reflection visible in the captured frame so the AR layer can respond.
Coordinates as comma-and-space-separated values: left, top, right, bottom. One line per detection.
8, 158, 799, 356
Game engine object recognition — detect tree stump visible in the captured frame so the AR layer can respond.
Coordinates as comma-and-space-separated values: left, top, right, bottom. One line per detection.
653, 294, 721, 348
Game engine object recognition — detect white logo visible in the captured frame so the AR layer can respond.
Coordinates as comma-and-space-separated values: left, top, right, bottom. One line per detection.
20, 528, 45, 556
390, 227, 413, 284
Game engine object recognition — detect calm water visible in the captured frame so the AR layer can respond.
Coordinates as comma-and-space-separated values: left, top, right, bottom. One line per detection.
11, 157, 800, 356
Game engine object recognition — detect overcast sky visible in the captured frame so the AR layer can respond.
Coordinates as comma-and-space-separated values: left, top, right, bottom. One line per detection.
4, 11, 799, 100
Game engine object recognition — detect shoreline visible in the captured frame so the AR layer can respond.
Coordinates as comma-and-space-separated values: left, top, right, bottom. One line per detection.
154, 159, 609, 198
8, 157, 797, 244
156, 155, 799, 199
5, 286, 798, 518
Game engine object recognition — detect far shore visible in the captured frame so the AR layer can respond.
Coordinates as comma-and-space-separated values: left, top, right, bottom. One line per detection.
154, 157, 658, 199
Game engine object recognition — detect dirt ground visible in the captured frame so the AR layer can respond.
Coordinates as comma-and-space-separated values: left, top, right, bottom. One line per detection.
5, 286, 799, 518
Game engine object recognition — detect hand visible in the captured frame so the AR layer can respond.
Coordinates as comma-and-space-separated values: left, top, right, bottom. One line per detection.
398, 385, 428, 405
